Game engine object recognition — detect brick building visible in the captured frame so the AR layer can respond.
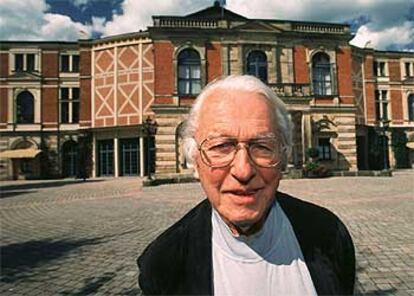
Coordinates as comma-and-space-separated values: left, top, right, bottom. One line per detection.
1, 3, 413, 180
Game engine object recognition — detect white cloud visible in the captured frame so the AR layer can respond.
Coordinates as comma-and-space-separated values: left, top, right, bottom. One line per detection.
350, 21, 414, 51
0, 0, 412, 51
97, 0, 413, 50
0, 0, 92, 41
42, 13, 91, 40
101, 0, 209, 37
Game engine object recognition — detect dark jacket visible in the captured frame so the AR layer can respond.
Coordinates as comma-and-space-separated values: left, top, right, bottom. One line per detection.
137, 192, 355, 295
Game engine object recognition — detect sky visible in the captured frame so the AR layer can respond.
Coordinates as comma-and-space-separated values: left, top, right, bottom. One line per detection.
0, 0, 413, 51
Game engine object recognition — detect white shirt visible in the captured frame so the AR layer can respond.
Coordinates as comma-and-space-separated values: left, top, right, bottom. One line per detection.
212, 201, 317, 296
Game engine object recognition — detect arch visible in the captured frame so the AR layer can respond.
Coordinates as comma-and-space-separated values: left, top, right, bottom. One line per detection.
408, 93, 414, 121
247, 50, 268, 82
312, 52, 332, 96
177, 48, 201, 96
62, 140, 78, 177
16, 91, 34, 123
10, 137, 39, 150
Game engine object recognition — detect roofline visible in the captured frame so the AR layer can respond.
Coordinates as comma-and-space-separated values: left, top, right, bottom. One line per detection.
88, 31, 150, 45
152, 15, 350, 29
0, 40, 78, 45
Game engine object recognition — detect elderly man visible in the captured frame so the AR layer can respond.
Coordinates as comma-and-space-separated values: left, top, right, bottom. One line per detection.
137, 75, 355, 295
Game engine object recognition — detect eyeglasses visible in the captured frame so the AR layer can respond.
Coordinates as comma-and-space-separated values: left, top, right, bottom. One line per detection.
198, 136, 283, 168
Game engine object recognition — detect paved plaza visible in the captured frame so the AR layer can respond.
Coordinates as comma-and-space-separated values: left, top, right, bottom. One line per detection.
1, 171, 413, 295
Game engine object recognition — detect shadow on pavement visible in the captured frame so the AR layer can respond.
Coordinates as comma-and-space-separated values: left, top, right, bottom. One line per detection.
0, 229, 142, 285
60, 272, 116, 295
0, 179, 105, 199
0, 237, 102, 283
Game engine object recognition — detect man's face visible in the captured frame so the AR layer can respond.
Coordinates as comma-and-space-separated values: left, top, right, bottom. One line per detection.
195, 89, 282, 231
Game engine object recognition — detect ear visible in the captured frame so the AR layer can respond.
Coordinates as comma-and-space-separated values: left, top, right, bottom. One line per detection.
192, 161, 200, 179
193, 168, 200, 179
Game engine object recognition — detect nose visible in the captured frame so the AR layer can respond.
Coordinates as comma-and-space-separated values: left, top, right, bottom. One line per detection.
230, 145, 256, 184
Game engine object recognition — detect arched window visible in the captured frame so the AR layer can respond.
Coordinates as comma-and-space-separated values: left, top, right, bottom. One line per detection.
408, 94, 414, 121
16, 91, 34, 123
247, 50, 267, 82
178, 49, 201, 96
312, 53, 332, 96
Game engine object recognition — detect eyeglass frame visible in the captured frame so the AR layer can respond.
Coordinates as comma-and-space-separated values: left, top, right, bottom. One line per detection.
196, 136, 285, 168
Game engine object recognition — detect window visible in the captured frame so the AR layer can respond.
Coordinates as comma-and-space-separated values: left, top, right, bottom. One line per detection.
312, 52, 333, 96
60, 87, 80, 123
178, 49, 201, 96
62, 141, 78, 177
408, 94, 414, 121
373, 61, 386, 77
16, 91, 34, 124
15, 54, 24, 71
318, 138, 331, 160
27, 54, 35, 72
405, 62, 413, 77
72, 55, 80, 72
14, 53, 37, 72
60, 54, 80, 73
247, 50, 267, 82
375, 90, 389, 122
98, 140, 114, 176
119, 138, 139, 176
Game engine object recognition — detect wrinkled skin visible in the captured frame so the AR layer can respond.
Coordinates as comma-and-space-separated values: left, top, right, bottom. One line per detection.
194, 89, 282, 235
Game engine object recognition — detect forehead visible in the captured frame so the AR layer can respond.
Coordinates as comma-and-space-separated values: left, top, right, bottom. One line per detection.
196, 89, 276, 139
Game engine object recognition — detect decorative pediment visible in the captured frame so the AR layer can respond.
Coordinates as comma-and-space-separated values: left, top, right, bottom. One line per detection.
185, 5, 247, 21
8, 71, 42, 81
232, 21, 284, 33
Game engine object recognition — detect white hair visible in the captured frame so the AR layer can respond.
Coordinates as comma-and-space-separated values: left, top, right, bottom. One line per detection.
181, 75, 293, 165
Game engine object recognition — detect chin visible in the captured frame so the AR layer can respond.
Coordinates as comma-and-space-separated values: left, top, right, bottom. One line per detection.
228, 210, 261, 226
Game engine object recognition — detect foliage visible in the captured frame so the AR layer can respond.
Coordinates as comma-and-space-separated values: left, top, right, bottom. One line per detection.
305, 147, 319, 159
303, 161, 330, 178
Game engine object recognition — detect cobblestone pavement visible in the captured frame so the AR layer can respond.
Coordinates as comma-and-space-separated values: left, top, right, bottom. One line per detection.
1, 171, 413, 295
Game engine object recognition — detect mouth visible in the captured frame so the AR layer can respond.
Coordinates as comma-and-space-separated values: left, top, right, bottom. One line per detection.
223, 188, 263, 203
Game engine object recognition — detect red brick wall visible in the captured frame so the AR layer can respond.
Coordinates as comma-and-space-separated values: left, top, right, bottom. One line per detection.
293, 46, 309, 84
336, 47, 353, 103
42, 87, 58, 124
363, 54, 375, 123
80, 47, 91, 127
389, 60, 401, 82
0, 53, 8, 78
0, 88, 7, 127
42, 52, 59, 77
206, 42, 222, 82
390, 90, 403, 123
154, 41, 174, 104
364, 54, 374, 80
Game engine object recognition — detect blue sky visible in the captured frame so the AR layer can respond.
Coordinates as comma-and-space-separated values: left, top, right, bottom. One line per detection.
0, 0, 413, 51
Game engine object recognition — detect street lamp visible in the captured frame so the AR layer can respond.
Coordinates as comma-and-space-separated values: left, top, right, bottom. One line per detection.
374, 119, 390, 171
142, 117, 158, 180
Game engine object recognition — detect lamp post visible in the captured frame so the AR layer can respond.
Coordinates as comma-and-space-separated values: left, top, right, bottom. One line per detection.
142, 117, 158, 180
375, 119, 390, 171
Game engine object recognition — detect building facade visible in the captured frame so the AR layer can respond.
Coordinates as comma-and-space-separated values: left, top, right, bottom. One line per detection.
1, 3, 413, 180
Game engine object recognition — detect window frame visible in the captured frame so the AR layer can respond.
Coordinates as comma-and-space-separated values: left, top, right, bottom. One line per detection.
318, 137, 332, 160
375, 89, 390, 122
177, 49, 202, 96
16, 91, 35, 124
312, 52, 333, 96
373, 60, 387, 77
60, 87, 80, 124
246, 50, 268, 83
408, 93, 414, 122
60, 53, 80, 73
